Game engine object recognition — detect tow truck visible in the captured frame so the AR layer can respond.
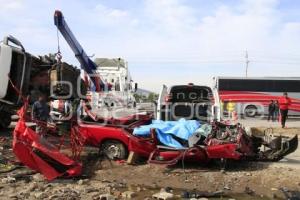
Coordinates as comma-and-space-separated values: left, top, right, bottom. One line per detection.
53, 11, 105, 92
53, 10, 150, 159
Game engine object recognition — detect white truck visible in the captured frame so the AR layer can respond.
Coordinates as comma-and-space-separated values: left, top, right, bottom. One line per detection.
156, 83, 220, 122
0, 35, 53, 128
93, 58, 137, 108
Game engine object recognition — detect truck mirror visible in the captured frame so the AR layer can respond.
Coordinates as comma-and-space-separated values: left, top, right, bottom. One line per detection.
134, 83, 138, 92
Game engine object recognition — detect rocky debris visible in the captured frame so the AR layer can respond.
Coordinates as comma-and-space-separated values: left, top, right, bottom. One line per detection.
121, 191, 136, 198
271, 187, 278, 191
34, 191, 46, 199
104, 186, 112, 194
152, 190, 174, 200
22, 187, 82, 200
149, 183, 158, 190
77, 178, 90, 185
8, 194, 18, 199
0, 168, 298, 200
78, 179, 84, 185
245, 172, 252, 176
6, 169, 36, 182
27, 181, 38, 192
223, 185, 231, 190
279, 187, 300, 199
181, 190, 224, 199
136, 186, 142, 192
32, 173, 44, 182
84, 187, 99, 193
1, 176, 16, 183
164, 187, 173, 193
244, 186, 255, 196
98, 193, 116, 200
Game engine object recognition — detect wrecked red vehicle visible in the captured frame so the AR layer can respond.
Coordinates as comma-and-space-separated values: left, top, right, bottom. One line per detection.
12, 100, 298, 181
12, 101, 82, 181
77, 113, 298, 165
77, 113, 155, 159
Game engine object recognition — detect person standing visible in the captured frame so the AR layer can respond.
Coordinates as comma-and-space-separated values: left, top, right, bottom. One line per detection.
274, 100, 280, 122
32, 94, 50, 135
268, 100, 275, 121
278, 92, 291, 128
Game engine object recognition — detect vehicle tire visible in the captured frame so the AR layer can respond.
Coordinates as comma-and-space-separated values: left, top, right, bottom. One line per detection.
244, 105, 257, 117
0, 112, 12, 129
100, 140, 128, 160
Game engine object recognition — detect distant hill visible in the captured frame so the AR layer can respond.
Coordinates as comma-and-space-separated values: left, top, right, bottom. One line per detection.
136, 88, 154, 96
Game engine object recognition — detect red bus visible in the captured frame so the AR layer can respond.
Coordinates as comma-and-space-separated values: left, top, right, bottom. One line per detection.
215, 77, 300, 117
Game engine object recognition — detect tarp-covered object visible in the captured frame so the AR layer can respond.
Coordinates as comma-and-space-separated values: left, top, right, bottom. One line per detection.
133, 119, 200, 148
13, 104, 82, 181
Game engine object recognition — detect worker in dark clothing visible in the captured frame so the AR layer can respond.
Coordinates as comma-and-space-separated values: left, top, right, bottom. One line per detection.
267, 100, 275, 121
274, 100, 279, 121
279, 92, 291, 128
32, 94, 49, 135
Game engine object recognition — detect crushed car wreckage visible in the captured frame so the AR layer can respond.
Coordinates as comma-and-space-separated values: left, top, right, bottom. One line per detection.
12, 99, 298, 181
13, 101, 82, 181
77, 112, 298, 166
131, 119, 298, 165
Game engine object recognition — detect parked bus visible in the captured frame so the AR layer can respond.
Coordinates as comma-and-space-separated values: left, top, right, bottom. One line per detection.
214, 77, 300, 118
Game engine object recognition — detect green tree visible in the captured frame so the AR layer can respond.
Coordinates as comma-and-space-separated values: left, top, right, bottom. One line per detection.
147, 93, 158, 102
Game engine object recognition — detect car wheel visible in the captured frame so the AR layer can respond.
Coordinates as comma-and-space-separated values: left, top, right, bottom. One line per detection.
100, 140, 128, 160
244, 105, 257, 117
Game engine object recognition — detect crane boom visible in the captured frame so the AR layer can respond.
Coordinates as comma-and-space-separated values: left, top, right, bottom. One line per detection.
54, 10, 104, 91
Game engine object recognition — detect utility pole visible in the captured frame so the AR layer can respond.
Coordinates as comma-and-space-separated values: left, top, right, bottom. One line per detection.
245, 50, 250, 77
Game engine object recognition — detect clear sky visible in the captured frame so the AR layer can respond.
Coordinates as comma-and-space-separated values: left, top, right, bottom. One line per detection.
1, 0, 300, 92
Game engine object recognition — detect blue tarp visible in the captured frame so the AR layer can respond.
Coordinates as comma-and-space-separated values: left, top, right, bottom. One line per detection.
133, 118, 200, 148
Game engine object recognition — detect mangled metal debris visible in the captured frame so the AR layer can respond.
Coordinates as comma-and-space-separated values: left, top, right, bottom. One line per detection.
12, 102, 82, 181
12, 98, 298, 180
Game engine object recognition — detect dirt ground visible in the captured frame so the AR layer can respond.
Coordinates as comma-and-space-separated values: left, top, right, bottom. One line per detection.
0, 125, 299, 200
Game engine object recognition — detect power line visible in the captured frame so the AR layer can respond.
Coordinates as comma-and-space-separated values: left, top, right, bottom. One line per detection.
245, 50, 250, 77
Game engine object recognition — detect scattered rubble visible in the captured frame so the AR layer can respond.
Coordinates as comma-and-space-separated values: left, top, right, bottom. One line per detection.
1, 176, 16, 184
98, 194, 116, 200
121, 191, 136, 198
152, 190, 174, 200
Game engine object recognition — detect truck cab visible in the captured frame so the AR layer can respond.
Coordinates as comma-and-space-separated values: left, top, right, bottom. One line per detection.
156, 83, 219, 122
94, 58, 137, 108
0, 36, 52, 128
